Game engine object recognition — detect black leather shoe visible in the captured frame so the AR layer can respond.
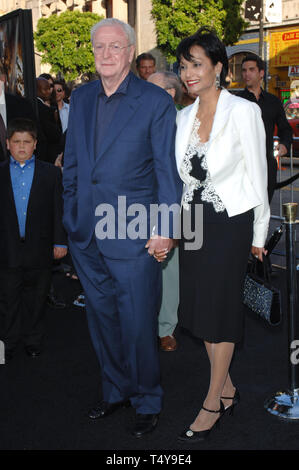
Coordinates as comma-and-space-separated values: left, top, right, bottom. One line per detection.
131, 413, 159, 438
47, 293, 66, 309
88, 400, 131, 419
25, 346, 42, 358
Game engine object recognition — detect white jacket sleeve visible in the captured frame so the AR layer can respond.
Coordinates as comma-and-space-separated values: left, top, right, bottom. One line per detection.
233, 101, 270, 247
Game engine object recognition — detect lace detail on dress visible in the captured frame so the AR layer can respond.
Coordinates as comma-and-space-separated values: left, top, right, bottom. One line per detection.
180, 118, 225, 213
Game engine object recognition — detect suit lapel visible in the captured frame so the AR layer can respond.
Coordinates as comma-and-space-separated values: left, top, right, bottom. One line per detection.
81, 81, 100, 163
175, 98, 199, 172
208, 89, 233, 144
1, 161, 21, 232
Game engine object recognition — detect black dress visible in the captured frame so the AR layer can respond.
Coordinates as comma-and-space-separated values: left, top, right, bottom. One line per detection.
179, 120, 253, 343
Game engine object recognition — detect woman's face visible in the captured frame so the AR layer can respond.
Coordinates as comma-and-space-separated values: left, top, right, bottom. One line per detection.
179, 45, 222, 96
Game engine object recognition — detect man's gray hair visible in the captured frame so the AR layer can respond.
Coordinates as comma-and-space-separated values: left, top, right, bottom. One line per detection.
90, 18, 136, 46
151, 71, 182, 103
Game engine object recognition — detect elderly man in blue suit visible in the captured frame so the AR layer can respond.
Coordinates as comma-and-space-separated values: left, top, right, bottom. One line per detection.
63, 18, 181, 437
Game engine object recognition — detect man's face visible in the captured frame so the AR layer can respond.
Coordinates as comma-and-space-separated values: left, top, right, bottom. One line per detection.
54, 84, 65, 103
38, 80, 52, 101
93, 25, 135, 82
241, 60, 264, 89
138, 60, 156, 80
7, 132, 37, 164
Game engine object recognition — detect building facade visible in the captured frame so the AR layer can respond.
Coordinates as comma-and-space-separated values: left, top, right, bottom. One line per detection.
1, 0, 298, 94
0, 0, 164, 76
228, 0, 299, 100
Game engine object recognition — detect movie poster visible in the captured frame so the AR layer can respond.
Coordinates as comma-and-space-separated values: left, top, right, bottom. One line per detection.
0, 13, 24, 95
0, 9, 36, 101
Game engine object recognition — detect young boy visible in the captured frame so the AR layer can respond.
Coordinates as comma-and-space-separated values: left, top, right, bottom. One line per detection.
0, 118, 67, 362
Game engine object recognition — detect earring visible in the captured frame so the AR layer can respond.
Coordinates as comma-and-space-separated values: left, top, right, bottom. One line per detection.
215, 73, 221, 89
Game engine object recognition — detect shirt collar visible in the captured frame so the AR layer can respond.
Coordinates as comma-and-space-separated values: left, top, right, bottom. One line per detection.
98, 73, 131, 97
244, 87, 265, 100
10, 154, 35, 167
0, 89, 5, 105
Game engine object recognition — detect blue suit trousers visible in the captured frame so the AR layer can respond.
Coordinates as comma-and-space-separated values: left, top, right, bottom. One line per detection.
69, 236, 163, 414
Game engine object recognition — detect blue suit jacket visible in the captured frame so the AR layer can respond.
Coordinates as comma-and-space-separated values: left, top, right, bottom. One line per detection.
63, 72, 182, 259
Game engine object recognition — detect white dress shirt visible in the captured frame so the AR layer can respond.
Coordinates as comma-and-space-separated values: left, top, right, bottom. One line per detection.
59, 101, 70, 133
0, 81, 7, 127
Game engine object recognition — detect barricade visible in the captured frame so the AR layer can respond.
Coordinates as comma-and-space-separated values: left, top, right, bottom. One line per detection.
264, 203, 299, 419
261, 139, 299, 418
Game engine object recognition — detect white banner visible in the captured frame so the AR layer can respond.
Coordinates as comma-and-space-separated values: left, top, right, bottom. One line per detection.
289, 66, 299, 77
265, 0, 282, 23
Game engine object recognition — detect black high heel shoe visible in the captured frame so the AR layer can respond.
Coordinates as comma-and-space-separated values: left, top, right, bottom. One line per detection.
178, 401, 225, 443
221, 388, 240, 415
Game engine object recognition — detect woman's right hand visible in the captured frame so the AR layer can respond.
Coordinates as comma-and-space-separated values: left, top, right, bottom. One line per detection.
251, 246, 267, 262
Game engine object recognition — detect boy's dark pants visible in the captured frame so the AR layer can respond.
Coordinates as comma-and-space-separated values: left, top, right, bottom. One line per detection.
0, 265, 51, 353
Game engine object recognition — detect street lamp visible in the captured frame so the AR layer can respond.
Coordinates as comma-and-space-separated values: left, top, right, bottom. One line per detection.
259, 0, 264, 59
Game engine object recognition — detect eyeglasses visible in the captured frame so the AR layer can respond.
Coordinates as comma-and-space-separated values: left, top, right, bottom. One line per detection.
55, 88, 63, 92
93, 43, 131, 56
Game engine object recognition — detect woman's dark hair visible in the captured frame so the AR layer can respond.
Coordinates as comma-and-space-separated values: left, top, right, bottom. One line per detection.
176, 27, 229, 88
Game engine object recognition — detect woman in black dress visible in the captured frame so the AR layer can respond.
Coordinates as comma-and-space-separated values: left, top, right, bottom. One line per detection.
174, 29, 270, 442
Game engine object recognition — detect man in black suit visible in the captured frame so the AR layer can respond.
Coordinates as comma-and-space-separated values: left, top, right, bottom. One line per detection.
0, 66, 37, 161
0, 118, 67, 362
36, 78, 62, 164
238, 54, 293, 202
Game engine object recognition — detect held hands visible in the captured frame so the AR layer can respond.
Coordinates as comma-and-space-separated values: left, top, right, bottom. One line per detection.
145, 236, 175, 263
251, 246, 267, 262
53, 246, 68, 260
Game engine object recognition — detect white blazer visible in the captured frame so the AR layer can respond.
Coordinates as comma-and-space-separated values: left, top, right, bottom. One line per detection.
175, 88, 270, 247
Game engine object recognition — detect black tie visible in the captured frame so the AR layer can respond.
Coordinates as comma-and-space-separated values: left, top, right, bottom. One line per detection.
0, 113, 6, 155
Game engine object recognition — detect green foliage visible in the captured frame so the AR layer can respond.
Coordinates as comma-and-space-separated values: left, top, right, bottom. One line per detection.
151, 0, 247, 62
34, 11, 103, 81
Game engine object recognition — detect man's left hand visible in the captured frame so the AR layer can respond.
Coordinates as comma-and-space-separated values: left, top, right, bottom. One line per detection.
145, 236, 174, 263
53, 246, 68, 259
